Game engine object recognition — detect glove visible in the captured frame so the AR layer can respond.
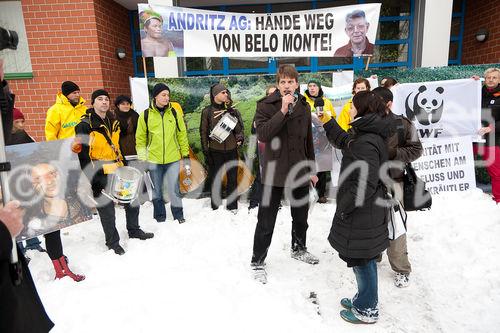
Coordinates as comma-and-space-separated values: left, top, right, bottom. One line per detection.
318, 111, 332, 124
235, 133, 244, 146
71, 137, 82, 153
102, 161, 124, 175
183, 157, 191, 176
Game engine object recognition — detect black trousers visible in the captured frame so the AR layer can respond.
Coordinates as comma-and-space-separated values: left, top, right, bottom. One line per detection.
44, 231, 63, 260
94, 196, 140, 249
248, 158, 262, 209
251, 185, 310, 264
315, 171, 328, 198
209, 149, 239, 210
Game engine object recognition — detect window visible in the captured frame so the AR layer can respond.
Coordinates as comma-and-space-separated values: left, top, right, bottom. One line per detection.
0, 1, 33, 78
448, 0, 465, 65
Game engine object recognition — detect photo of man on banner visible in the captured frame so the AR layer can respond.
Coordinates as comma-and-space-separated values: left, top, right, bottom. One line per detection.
334, 9, 375, 57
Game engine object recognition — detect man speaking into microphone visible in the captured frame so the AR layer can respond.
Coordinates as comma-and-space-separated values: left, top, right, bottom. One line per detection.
250, 64, 318, 284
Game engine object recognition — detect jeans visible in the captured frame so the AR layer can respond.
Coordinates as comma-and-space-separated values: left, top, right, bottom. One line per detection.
150, 161, 184, 221
352, 259, 379, 322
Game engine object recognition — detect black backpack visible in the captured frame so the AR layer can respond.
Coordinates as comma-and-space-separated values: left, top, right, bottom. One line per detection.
396, 118, 432, 211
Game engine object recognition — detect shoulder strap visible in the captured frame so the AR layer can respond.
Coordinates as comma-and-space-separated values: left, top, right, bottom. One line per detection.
171, 107, 180, 132
144, 108, 149, 146
98, 118, 121, 162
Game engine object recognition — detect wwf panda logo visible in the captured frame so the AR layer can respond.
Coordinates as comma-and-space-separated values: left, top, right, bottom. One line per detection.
405, 85, 445, 125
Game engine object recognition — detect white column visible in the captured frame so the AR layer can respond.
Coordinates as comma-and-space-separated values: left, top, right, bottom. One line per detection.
420, 0, 453, 67
148, 0, 179, 78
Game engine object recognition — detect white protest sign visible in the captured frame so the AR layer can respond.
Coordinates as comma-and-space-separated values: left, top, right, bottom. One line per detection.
412, 136, 476, 194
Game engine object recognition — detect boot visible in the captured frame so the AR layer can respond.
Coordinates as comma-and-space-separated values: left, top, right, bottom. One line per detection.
51, 256, 85, 282
129, 229, 154, 240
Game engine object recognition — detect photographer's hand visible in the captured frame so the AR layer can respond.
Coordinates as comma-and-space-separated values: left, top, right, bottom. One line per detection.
0, 201, 24, 238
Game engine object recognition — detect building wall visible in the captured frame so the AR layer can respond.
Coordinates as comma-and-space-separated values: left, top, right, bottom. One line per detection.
8, 0, 133, 141
462, 0, 500, 65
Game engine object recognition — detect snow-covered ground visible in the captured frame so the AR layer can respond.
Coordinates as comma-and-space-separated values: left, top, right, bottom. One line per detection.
27, 189, 500, 333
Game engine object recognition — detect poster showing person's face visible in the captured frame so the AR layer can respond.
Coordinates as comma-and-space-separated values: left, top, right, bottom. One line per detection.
333, 9, 375, 57
6, 139, 93, 240
139, 6, 184, 57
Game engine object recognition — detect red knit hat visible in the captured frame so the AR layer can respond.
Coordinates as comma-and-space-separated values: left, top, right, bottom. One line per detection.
13, 108, 24, 121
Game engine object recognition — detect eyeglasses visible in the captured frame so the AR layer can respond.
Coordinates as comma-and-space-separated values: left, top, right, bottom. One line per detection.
346, 24, 368, 33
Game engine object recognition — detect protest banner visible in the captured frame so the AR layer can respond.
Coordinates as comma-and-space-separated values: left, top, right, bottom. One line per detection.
6, 139, 93, 240
391, 79, 482, 140
412, 136, 476, 194
137, 3, 380, 57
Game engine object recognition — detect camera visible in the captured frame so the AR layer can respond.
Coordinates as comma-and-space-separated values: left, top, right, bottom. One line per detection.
0, 27, 19, 51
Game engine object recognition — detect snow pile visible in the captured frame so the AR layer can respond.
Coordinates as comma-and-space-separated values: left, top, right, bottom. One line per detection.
26, 189, 500, 332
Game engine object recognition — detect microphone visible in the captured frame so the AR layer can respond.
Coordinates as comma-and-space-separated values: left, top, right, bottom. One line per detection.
287, 92, 299, 114
314, 98, 324, 113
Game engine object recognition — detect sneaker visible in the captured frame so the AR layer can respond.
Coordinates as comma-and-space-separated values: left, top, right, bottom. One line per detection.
229, 209, 238, 215
251, 263, 267, 284
394, 272, 410, 288
340, 298, 353, 310
291, 248, 319, 265
129, 229, 154, 240
340, 309, 376, 325
111, 245, 125, 255
317, 196, 327, 204
177, 218, 186, 224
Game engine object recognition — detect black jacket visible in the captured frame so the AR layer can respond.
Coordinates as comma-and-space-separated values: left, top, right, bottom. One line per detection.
114, 109, 140, 157
9, 130, 34, 146
323, 113, 393, 263
0, 79, 14, 145
386, 112, 423, 180
254, 90, 315, 187
481, 85, 500, 147
0, 222, 54, 333
200, 102, 244, 153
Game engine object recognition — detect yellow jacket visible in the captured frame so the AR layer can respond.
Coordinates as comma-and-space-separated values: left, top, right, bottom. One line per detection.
45, 92, 87, 141
74, 110, 124, 174
337, 98, 353, 131
304, 94, 336, 119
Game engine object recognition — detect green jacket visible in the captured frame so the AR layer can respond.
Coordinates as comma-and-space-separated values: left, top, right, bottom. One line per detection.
136, 101, 189, 164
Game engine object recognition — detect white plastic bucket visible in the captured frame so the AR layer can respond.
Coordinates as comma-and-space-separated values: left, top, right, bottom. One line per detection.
111, 166, 143, 204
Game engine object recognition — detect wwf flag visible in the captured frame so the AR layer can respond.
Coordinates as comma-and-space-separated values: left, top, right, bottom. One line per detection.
391, 79, 482, 141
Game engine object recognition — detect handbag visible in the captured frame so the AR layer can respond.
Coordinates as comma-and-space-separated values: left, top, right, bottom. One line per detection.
402, 162, 432, 211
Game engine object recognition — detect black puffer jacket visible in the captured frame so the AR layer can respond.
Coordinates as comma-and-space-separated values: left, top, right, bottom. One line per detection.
323, 113, 393, 262
481, 85, 500, 147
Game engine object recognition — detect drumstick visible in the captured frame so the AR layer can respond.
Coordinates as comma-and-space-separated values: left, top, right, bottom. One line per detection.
213, 110, 225, 119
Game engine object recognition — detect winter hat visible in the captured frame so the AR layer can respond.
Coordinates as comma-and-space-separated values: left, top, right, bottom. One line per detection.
114, 95, 132, 108
211, 83, 227, 98
91, 89, 110, 105
13, 107, 24, 121
307, 79, 321, 89
61, 81, 80, 97
152, 83, 170, 98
